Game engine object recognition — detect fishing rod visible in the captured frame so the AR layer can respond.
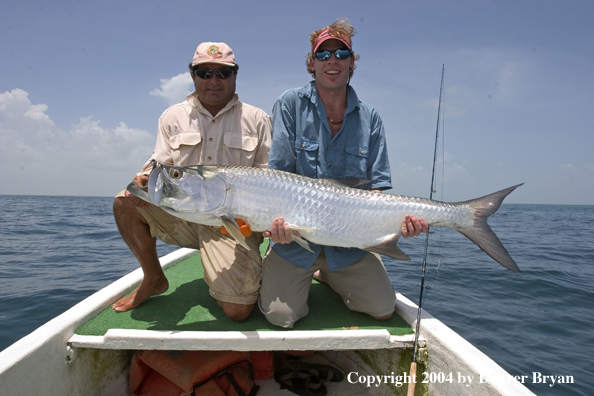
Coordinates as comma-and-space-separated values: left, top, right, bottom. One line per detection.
407, 64, 445, 396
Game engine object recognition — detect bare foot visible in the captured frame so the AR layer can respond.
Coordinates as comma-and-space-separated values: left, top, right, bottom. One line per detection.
112, 276, 169, 312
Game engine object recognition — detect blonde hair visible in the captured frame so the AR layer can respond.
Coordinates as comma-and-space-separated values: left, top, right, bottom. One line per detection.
306, 18, 360, 79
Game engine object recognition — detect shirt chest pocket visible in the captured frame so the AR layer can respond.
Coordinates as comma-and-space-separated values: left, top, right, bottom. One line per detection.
223, 133, 259, 166
169, 132, 202, 165
295, 137, 319, 178
345, 146, 369, 179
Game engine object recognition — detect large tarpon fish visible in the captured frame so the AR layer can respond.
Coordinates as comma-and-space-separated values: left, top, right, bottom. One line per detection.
128, 163, 522, 272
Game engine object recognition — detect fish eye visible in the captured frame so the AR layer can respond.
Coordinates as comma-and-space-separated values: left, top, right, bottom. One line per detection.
169, 169, 183, 179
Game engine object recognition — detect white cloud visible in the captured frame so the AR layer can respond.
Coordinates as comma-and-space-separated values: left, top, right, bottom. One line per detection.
0, 89, 155, 196
149, 72, 193, 106
559, 164, 579, 173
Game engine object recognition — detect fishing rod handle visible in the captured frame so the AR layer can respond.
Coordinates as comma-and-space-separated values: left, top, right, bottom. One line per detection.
407, 362, 417, 396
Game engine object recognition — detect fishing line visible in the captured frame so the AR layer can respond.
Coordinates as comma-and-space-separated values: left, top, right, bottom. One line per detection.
421, 75, 446, 306
407, 64, 445, 396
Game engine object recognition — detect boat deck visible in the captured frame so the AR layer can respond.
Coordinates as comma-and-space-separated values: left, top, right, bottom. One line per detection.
70, 244, 416, 352
66, 247, 420, 395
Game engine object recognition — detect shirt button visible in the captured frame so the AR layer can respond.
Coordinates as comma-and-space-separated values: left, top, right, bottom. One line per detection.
328, 163, 331, 167
360, 150, 365, 155
209, 138, 213, 142
301, 143, 305, 148
207, 156, 212, 161
211, 119, 215, 123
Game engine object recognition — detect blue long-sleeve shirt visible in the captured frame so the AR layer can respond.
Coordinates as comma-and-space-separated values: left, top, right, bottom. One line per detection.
268, 81, 392, 271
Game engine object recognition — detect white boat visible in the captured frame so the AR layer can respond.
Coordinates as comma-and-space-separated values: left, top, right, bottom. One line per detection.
0, 248, 535, 395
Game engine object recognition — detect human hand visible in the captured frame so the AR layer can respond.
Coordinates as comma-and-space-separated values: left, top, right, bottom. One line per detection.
401, 215, 428, 238
125, 174, 151, 208
263, 217, 301, 244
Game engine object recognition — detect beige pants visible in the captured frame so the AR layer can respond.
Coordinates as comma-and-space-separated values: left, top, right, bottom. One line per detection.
118, 190, 263, 304
258, 248, 396, 328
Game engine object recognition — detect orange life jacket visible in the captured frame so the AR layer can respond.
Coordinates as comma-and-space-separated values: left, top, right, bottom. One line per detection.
129, 350, 273, 396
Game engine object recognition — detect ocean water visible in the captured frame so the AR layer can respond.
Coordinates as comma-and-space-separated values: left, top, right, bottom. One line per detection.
0, 195, 592, 396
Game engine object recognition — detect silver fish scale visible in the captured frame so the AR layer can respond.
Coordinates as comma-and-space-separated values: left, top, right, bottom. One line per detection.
214, 166, 474, 249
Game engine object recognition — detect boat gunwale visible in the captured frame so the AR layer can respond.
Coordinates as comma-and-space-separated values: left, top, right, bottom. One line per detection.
0, 248, 197, 373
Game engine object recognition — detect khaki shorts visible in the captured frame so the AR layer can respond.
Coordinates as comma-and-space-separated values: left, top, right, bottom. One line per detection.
117, 190, 263, 305
258, 248, 396, 328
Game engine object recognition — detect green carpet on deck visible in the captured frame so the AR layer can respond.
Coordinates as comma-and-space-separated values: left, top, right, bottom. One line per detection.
76, 244, 412, 337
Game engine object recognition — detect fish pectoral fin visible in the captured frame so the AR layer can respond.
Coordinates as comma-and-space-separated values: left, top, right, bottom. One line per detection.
365, 236, 410, 261
220, 214, 250, 251
291, 235, 315, 253
126, 183, 152, 203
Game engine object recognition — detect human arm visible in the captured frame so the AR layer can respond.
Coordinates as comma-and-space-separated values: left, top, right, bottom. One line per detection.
263, 94, 302, 243
367, 112, 427, 236
267, 92, 298, 173
125, 112, 174, 207
136, 112, 175, 178
252, 112, 273, 168
365, 110, 392, 191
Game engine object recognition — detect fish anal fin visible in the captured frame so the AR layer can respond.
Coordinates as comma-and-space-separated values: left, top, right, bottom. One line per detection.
282, 223, 315, 253
292, 235, 315, 253
220, 214, 250, 251
365, 236, 410, 261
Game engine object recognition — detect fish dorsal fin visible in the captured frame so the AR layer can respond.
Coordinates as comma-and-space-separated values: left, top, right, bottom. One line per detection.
220, 214, 250, 251
365, 235, 410, 261
324, 178, 370, 188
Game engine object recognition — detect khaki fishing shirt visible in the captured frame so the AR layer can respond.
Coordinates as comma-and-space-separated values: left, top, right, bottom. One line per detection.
138, 92, 272, 176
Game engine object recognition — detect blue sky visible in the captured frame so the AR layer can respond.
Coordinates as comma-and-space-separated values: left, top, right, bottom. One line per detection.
1, 0, 593, 204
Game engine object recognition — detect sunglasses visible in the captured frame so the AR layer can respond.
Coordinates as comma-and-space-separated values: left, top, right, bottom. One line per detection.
314, 48, 351, 61
193, 67, 236, 80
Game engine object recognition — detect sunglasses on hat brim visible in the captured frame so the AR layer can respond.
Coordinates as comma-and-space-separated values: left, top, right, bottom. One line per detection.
314, 48, 351, 61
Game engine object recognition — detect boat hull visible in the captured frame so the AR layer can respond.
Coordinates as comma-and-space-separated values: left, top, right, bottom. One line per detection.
0, 248, 534, 395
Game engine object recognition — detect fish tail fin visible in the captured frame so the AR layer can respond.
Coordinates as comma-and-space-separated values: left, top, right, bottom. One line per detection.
456, 184, 523, 272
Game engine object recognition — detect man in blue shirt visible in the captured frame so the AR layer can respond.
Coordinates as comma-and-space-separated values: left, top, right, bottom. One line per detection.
259, 19, 428, 328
